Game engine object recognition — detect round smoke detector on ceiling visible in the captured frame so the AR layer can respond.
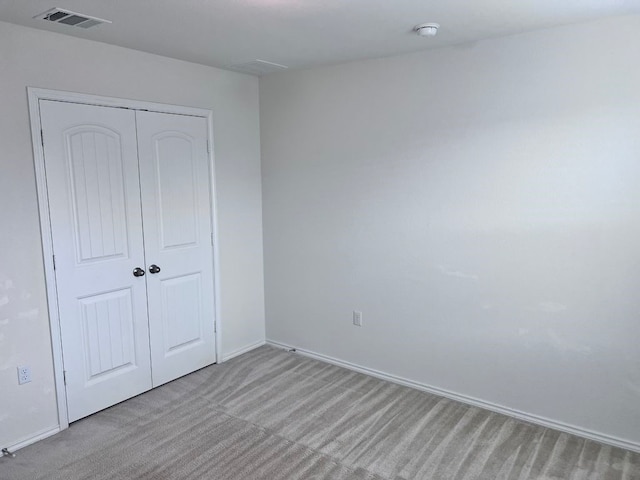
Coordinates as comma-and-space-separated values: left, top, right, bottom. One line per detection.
415, 23, 440, 37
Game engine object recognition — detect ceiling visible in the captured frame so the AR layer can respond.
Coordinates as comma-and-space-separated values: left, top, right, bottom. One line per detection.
1, 0, 638, 74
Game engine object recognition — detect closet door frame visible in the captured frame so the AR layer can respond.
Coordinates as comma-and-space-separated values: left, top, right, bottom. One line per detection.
27, 87, 222, 431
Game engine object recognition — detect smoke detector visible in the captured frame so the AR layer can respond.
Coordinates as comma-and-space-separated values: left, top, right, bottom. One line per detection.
415, 23, 440, 37
34, 8, 111, 29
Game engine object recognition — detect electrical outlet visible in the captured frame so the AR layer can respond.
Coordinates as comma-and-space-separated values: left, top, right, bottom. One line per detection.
17, 365, 31, 385
353, 310, 363, 327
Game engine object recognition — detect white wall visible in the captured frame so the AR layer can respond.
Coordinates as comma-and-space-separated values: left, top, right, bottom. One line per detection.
260, 15, 640, 448
0, 20, 265, 448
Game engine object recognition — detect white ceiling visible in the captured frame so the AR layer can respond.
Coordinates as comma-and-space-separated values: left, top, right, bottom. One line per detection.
1, 0, 639, 74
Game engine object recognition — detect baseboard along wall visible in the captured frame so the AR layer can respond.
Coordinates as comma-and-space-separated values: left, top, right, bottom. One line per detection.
221, 340, 267, 362
266, 339, 640, 454
5, 426, 60, 454
8, 339, 637, 455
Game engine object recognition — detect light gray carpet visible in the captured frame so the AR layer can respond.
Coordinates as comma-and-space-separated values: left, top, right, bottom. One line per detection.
1, 345, 639, 479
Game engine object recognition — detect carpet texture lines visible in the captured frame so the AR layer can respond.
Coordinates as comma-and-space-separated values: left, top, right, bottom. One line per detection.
1, 346, 638, 479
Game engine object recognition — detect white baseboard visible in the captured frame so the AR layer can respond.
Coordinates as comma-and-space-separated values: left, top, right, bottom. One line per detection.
267, 339, 640, 454
4, 426, 60, 454
221, 339, 266, 362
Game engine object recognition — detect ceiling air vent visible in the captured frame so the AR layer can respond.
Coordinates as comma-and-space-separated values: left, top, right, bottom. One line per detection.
34, 8, 111, 29
227, 60, 288, 76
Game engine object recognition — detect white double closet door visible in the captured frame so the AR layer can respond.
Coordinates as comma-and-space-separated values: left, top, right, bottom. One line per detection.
40, 100, 216, 422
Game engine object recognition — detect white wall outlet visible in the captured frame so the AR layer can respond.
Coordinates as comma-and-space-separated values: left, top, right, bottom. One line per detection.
17, 365, 31, 385
353, 310, 363, 327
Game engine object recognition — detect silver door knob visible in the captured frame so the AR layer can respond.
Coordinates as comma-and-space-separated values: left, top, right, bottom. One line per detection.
133, 267, 145, 277
149, 264, 161, 274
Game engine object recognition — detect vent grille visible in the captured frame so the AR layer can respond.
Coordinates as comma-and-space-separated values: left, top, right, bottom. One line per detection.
35, 8, 111, 29
227, 60, 288, 76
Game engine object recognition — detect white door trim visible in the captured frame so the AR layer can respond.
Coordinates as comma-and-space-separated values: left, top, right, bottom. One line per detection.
27, 87, 223, 431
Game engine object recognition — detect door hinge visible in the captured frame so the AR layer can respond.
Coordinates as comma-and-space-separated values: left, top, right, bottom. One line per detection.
52, 255, 56, 270
40, 129, 44, 147
207, 140, 210, 154
210, 232, 214, 247
63, 370, 67, 385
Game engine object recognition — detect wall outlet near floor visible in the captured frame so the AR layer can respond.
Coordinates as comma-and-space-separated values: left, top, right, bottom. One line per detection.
17, 365, 31, 385
353, 310, 363, 327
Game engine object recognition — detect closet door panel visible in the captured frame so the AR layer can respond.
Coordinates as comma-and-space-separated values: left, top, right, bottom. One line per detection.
136, 111, 216, 386
40, 100, 152, 422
